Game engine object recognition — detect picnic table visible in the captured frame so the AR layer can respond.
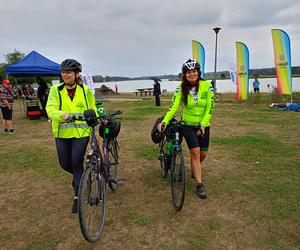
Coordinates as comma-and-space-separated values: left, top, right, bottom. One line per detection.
134, 88, 153, 96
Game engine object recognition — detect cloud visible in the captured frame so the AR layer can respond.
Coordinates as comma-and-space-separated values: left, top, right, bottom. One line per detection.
0, 0, 299, 76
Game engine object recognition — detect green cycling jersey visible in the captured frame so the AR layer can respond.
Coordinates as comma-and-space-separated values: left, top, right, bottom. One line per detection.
162, 80, 214, 127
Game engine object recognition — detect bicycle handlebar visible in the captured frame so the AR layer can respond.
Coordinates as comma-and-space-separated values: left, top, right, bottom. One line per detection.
160, 119, 186, 135
66, 110, 122, 123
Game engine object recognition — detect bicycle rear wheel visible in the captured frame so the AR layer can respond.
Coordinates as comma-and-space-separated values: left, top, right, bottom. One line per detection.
108, 138, 119, 191
78, 165, 107, 242
159, 137, 169, 177
170, 149, 185, 211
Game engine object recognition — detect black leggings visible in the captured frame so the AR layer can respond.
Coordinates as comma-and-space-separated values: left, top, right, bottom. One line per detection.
55, 137, 89, 196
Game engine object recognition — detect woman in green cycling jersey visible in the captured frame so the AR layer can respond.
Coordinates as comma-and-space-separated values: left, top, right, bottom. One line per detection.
158, 59, 214, 199
46, 59, 96, 213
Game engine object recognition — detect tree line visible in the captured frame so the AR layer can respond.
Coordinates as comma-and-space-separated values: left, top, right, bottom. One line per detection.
1, 49, 299, 85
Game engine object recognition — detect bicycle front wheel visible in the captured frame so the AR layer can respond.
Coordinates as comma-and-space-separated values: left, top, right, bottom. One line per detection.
170, 149, 185, 211
78, 165, 107, 242
108, 138, 119, 191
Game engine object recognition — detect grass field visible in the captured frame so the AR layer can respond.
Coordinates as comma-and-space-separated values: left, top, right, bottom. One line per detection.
0, 93, 299, 249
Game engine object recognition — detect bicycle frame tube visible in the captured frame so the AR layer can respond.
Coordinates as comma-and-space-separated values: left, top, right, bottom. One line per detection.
99, 128, 112, 182
90, 128, 100, 154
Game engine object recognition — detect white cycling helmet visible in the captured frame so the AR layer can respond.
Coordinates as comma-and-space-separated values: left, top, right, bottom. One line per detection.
182, 59, 200, 74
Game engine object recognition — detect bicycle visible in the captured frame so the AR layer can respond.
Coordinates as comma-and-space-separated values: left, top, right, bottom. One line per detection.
158, 118, 186, 211
66, 109, 122, 242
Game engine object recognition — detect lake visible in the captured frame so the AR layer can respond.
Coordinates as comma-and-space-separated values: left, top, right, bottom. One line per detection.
94, 78, 300, 93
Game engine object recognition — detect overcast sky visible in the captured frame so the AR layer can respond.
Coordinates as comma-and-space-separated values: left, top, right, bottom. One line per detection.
1, 0, 299, 77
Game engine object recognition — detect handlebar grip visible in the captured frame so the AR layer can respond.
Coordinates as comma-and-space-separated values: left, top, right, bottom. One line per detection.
109, 110, 123, 116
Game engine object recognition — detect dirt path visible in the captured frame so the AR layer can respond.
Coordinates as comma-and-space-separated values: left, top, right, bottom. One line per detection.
0, 99, 299, 249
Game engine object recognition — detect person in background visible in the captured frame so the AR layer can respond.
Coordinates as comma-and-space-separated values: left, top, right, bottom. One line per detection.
21, 83, 28, 97
17, 86, 23, 98
27, 84, 35, 96
157, 59, 214, 199
46, 59, 96, 213
115, 83, 119, 94
0, 80, 15, 134
36, 77, 49, 119
211, 80, 216, 91
153, 80, 161, 106
253, 78, 260, 93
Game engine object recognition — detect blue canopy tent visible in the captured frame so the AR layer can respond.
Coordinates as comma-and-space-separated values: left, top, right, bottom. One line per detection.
5, 51, 61, 76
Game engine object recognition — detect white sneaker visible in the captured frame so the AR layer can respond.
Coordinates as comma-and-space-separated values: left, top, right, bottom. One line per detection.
8, 129, 15, 135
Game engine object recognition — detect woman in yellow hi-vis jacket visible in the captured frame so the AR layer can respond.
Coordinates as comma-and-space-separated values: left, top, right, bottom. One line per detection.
46, 59, 96, 213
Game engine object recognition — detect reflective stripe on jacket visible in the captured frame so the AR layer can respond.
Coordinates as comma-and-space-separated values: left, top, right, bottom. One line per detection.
46, 83, 96, 138
162, 80, 214, 127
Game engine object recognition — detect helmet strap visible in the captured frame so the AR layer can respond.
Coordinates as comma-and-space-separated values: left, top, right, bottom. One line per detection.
65, 81, 77, 89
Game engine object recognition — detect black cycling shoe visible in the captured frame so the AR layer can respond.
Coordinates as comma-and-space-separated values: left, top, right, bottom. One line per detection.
72, 198, 78, 213
196, 183, 207, 199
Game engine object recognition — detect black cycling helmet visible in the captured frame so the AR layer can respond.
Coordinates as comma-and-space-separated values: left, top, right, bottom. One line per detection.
182, 59, 200, 74
61, 59, 82, 72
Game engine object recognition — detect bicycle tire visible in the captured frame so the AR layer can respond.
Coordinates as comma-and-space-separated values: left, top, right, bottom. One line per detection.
170, 149, 185, 211
108, 138, 119, 191
159, 137, 169, 177
78, 165, 107, 242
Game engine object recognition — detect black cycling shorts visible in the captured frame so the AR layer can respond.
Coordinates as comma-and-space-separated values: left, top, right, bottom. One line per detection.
1, 107, 12, 120
182, 125, 210, 151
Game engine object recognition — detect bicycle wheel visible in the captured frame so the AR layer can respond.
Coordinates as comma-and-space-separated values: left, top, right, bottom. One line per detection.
170, 149, 185, 211
78, 165, 107, 242
108, 138, 119, 191
214, 93, 222, 102
159, 137, 169, 177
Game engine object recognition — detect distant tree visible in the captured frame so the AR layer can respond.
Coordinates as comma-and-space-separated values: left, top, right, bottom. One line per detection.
105, 76, 111, 82
178, 73, 182, 80
5, 49, 25, 64
92, 75, 104, 82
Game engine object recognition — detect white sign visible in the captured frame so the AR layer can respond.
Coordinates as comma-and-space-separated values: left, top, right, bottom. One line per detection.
82, 66, 95, 94
229, 63, 237, 85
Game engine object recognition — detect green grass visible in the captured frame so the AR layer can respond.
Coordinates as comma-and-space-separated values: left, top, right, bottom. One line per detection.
136, 145, 158, 160
1, 96, 299, 249
185, 218, 222, 249
136, 217, 152, 226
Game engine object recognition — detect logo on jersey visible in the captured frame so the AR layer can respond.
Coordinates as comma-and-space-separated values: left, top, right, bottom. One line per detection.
76, 102, 85, 108
201, 92, 207, 99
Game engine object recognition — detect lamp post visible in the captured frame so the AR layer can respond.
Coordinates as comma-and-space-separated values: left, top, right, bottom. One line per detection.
213, 27, 221, 93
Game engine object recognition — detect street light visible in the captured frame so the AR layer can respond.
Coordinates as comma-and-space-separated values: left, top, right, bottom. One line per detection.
213, 27, 221, 93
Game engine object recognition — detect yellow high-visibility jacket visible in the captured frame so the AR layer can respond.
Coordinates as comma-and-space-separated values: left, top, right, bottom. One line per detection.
46, 83, 96, 138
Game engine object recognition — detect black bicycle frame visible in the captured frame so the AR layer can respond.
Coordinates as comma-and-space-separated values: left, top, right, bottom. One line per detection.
167, 120, 183, 152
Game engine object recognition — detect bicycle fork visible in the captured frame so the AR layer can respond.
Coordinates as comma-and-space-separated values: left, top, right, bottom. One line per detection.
170, 132, 181, 172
